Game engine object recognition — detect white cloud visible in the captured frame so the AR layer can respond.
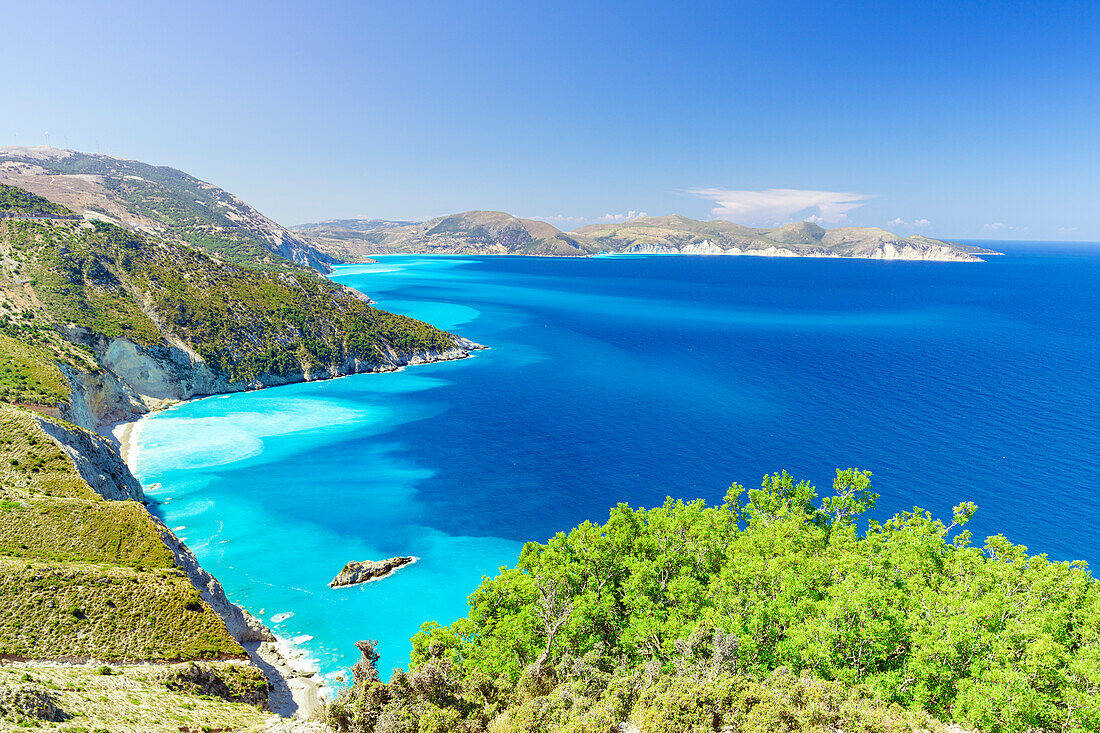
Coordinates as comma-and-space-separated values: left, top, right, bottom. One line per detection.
600, 210, 648, 223
688, 187, 873, 226
982, 221, 1029, 234
532, 211, 648, 228
888, 217, 931, 228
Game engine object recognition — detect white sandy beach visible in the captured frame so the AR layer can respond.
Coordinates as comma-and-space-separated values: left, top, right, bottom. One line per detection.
113, 410, 328, 721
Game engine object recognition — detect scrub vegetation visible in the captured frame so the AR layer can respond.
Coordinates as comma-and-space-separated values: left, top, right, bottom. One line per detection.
330, 470, 1100, 733
0, 663, 270, 732
2, 149, 331, 271
0, 183, 457, 392
0, 403, 244, 661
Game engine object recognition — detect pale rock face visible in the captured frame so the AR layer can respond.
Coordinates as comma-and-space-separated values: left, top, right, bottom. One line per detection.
745, 246, 798, 257
59, 364, 149, 429
60, 334, 484, 433
36, 417, 145, 502
678, 239, 725, 254
871, 242, 979, 261
101, 338, 230, 402
623, 242, 680, 254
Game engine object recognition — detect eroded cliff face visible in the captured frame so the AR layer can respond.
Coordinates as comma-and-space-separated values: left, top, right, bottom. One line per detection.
35, 417, 145, 502
59, 333, 483, 434
32, 413, 266, 641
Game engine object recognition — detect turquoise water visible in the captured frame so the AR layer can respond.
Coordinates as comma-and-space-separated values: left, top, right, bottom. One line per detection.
134, 246, 1100, 680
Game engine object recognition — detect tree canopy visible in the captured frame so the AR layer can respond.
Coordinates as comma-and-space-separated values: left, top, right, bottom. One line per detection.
330, 469, 1100, 733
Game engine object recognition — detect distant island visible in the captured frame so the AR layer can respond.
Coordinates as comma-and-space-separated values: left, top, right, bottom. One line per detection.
293, 211, 1002, 262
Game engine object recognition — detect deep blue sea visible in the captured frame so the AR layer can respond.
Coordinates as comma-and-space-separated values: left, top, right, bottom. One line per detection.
133, 244, 1100, 681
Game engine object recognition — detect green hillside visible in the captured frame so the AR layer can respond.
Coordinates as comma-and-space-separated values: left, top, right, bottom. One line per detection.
0, 183, 459, 392
0, 403, 245, 662
294, 210, 597, 259
0, 180, 478, 728
0, 147, 334, 272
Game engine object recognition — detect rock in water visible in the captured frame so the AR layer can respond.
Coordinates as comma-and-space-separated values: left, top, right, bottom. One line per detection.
329, 556, 418, 588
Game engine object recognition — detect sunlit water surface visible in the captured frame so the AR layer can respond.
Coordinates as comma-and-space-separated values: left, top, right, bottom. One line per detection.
134, 245, 1100, 679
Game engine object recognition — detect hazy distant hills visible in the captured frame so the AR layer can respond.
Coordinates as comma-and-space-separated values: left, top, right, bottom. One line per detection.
292, 211, 598, 260
0, 146, 334, 272
578, 216, 1001, 260
295, 212, 1001, 261
0, 146, 997, 267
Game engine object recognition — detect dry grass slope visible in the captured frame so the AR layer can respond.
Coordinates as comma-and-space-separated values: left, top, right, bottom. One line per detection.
0, 404, 244, 662
0, 663, 271, 732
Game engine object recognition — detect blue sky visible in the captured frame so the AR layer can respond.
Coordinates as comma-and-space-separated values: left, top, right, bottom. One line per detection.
2, 1, 1098, 239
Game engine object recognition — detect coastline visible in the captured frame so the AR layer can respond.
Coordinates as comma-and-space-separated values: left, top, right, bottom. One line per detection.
113, 415, 142, 467
114, 400, 326, 721
105, 346, 488, 722
347, 247, 1003, 261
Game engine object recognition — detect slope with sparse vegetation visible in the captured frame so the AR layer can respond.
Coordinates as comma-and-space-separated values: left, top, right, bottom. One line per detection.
0, 663, 272, 732
0, 146, 334, 272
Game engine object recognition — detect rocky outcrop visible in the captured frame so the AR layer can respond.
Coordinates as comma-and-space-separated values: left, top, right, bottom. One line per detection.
0, 686, 68, 723
36, 417, 145, 502
58, 363, 149, 430
329, 557, 419, 588
99, 337, 232, 402
164, 662, 271, 707
622, 242, 680, 254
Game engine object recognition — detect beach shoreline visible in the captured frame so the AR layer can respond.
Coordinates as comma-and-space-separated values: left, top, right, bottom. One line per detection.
105, 350, 489, 721
111, 405, 327, 721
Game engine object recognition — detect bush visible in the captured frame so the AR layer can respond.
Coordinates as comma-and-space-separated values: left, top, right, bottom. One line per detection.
332, 469, 1100, 733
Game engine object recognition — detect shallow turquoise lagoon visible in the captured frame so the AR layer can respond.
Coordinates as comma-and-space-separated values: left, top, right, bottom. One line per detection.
134, 245, 1100, 680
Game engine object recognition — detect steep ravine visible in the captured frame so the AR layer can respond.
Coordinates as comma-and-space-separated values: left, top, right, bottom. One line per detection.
46, 332, 483, 721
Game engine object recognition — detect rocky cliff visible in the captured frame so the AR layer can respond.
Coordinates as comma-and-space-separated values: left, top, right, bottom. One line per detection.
329, 557, 419, 588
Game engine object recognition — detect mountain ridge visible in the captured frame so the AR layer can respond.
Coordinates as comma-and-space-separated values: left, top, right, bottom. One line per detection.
0, 146, 336, 273
294, 210, 596, 260
295, 211, 1002, 261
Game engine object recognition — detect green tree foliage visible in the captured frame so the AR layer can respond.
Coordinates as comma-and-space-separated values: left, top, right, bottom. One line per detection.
330, 470, 1100, 733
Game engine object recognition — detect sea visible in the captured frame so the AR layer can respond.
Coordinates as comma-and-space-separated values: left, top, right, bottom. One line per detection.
131, 243, 1100, 682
